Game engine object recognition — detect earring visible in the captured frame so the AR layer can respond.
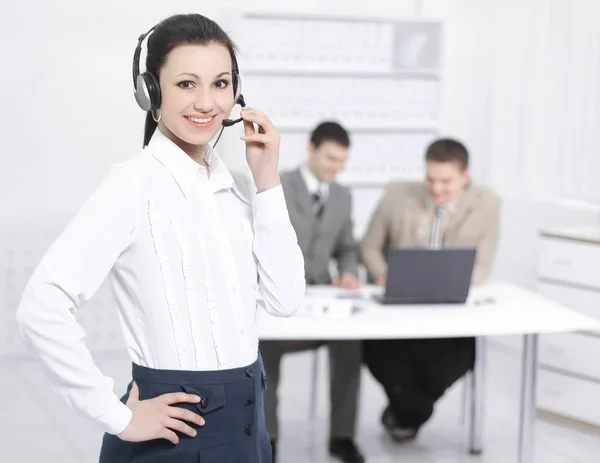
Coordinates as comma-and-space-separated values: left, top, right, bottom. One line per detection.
152, 108, 162, 123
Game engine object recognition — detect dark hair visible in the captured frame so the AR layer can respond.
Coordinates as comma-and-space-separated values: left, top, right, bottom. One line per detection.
425, 138, 469, 171
309, 121, 350, 149
141, 14, 239, 147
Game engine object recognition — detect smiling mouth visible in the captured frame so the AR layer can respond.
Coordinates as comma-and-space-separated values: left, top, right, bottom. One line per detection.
185, 116, 214, 124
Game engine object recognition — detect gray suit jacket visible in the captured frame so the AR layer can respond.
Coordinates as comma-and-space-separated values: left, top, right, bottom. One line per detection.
281, 169, 358, 285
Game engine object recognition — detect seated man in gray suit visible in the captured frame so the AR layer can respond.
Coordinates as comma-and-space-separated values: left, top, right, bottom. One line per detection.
260, 122, 365, 463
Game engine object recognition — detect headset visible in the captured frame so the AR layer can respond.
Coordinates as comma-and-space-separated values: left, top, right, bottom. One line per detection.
132, 25, 246, 128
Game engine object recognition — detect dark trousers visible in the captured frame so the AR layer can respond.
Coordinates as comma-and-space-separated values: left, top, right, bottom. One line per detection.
99, 354, 271, 463
363, 337, 475, 429
260, 340, 362, 440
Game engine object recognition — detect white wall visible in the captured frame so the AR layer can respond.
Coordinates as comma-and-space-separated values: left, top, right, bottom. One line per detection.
1, 0, 599, 356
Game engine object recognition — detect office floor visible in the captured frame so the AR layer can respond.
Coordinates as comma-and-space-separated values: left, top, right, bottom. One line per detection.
1, 342, 598, 463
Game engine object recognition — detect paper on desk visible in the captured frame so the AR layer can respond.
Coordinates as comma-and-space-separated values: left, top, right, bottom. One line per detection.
293, 285, 382, 319
295, 296, 355, 319
255, 286, 382, 320
305, 284, 381, 298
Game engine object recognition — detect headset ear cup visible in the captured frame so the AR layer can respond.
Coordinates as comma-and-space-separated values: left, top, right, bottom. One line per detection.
134, 73, 161, 112
233, 73, 242, 105
134, 74, 151, 112
144, 72, 161, 111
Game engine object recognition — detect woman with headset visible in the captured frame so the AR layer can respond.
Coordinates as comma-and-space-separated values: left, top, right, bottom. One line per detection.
16, 13, 305, 463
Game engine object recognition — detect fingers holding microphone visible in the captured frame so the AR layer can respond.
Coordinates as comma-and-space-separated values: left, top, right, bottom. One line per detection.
239, 107, 281, 192
240, 108, 280, 147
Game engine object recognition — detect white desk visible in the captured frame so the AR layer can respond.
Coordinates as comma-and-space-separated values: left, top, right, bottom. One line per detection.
257, 282, 600, 463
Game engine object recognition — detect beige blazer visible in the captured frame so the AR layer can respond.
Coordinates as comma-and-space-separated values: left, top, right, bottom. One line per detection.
360, 181, 501, 285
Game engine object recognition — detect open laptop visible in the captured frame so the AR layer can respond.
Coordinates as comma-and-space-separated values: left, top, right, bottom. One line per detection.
374, 247, 476, 304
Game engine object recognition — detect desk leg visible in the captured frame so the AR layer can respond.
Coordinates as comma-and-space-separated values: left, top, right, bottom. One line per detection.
518, 333, 539, 463
310, 348, 320, 420
467, 336, 486, 455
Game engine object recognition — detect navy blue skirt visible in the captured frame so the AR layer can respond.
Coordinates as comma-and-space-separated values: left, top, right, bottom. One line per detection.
99, 355, 271, 462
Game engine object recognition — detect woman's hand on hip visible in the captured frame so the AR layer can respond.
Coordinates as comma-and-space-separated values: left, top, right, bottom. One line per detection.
117, 381, 205, 445
240, 107, 281, 192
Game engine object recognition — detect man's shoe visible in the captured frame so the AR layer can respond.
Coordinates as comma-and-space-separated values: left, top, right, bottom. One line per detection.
270, 439, 277, 462
380, 406, 418, 443
328, 438, 365, 463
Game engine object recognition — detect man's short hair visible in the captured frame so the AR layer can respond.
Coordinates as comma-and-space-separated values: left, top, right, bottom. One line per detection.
425, 138, 469, 171
309, 121, 350, 149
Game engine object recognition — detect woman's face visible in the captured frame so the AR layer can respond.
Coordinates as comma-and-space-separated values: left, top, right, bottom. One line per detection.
157, 42, 235, 151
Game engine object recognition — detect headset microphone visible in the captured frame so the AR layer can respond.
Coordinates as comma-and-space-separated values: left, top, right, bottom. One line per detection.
222, 94, 247, 127
222, 117, 242, 127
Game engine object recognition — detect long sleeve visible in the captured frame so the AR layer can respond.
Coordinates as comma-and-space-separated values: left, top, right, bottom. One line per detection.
15, 165, 139, 435
251, 184, 306, 317
360, 186, 394, 281
471, 196, 501, 285
334, 193, 359, 277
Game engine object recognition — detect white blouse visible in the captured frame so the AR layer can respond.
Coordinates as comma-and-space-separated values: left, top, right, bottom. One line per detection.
15, 129, 306, 435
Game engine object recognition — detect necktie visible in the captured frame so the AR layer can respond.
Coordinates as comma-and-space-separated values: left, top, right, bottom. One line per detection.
312, 191, 324, 218
429, 206, 445, 249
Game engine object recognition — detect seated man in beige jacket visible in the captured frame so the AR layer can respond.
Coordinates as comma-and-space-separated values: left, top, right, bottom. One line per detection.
360, 138, 500, 442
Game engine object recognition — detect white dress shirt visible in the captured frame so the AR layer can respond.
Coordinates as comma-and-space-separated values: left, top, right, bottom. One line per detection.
300, 164, 329, 202
15, 129, 306, 436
